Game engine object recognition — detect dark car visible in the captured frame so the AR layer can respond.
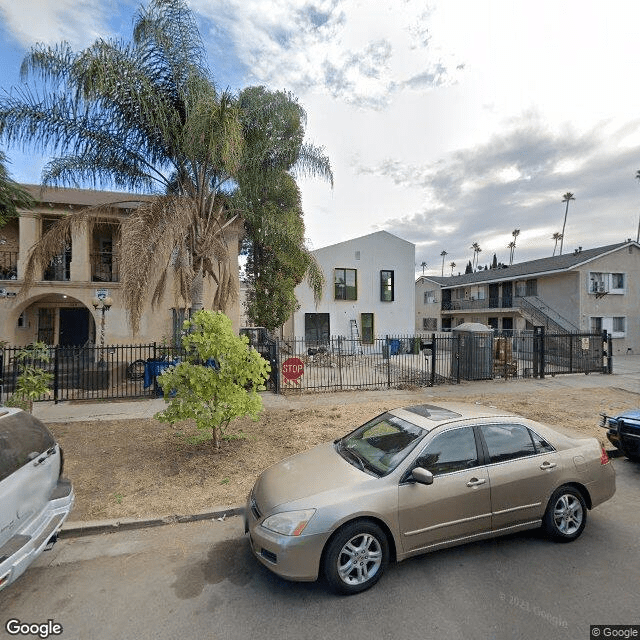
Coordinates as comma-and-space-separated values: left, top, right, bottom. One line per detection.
600, 410, 640, 462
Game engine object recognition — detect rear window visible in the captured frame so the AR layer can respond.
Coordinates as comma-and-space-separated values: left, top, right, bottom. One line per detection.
0, 411, 56, 481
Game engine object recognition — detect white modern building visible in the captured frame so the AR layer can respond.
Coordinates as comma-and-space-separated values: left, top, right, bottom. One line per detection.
284, 231, 415, 343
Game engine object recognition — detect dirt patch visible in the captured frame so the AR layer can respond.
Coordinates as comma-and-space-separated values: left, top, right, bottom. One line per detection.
49, 387, 637, 521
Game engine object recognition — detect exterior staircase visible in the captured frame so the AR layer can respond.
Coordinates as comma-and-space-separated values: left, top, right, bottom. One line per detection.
515, 296, 579, 333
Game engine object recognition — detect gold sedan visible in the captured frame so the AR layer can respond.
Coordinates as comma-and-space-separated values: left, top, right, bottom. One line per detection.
245, 403, 616, 594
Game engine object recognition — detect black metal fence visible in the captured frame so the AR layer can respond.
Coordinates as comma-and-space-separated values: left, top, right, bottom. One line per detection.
0, 329, 610, 403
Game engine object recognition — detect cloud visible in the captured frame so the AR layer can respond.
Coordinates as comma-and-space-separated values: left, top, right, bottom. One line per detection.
191, 0, 461, 109
365, 116, 640, 269
0, 0, 110, 48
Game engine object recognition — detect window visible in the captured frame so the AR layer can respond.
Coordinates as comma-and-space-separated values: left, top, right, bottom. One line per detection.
361, 313, 374, 344
423, 290, 436, 304
414, 427, 479, 476
589, 272, 625, 294
305, 313, 330, 344
480, 424, 536, 464
591, 316, 626, 337
335, 268, 357, 300
529, 430, 555, 454
422, 317, 437, 331
613, 317, 626, 336
380, 270, 394, 302
0, 413, 55, 482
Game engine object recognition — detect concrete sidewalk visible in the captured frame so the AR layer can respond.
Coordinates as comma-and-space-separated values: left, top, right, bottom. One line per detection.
33, 354, 640, 424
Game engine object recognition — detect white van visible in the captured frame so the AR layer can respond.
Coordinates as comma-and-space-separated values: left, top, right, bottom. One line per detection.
0, 407, 74, 590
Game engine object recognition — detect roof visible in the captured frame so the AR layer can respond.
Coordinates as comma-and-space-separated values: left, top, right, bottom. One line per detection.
23, 184, 155, 210
417, 241, 638, 289
314, 230, 414, 253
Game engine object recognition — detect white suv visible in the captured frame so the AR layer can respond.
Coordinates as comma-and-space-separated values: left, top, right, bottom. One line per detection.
0, 407, 74, 590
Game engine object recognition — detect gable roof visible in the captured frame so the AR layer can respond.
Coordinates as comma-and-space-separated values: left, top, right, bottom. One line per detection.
314, 230, 414, 253
419, 241, 638, 288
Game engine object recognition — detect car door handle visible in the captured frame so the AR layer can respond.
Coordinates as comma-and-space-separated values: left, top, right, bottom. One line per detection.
540, 461, 557, 470
466, 478, 486, 487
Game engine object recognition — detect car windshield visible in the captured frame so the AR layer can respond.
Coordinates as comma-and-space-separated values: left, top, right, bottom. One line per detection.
336, 413, 426, 476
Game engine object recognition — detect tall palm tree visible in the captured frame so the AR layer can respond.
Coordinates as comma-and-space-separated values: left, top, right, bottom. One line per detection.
420, 261, 427, 275
440, 250, 447, 277
507, 241, 516, 265
510, 228, 520, 263
450, 261, 456, 275
559, 192, 575, 255
470, 242, 480, 269
552, 232, 563, 256
0, 0, 331, 333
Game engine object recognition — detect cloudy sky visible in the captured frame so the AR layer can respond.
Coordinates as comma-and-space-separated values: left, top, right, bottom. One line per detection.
1, 0, 639, 276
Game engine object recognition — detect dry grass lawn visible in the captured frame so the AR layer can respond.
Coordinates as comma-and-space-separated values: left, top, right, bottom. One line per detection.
48, 386, 638, 522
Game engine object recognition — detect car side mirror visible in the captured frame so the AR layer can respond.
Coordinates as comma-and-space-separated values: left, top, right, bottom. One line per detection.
411, 467, 434, 485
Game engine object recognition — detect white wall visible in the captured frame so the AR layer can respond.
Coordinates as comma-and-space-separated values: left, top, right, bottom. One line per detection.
290, 231, 415, 338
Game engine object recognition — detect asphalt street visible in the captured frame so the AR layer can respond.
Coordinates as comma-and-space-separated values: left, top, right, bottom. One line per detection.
1, 457, 638, 640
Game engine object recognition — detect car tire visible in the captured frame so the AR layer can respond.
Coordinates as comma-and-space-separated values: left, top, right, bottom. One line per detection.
542, 486, 587, 542
323, 520, 389, 595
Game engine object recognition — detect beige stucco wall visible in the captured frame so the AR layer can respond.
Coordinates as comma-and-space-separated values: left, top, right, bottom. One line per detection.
0, 186, 241, 346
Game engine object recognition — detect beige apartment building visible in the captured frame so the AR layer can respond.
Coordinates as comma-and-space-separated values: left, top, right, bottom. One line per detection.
0, 186, 241, 346
416, 241, 640, 355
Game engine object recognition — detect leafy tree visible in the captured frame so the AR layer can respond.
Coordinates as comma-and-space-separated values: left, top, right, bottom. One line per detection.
0, 0, 331, 333
507, 240, 516, 265
551, 232, 563, 256
0, 150, 34, 226
465, 260, 473, 274
4, 342, 53, 413
559, 192, 575, 255
440, 250, 447, 276
236, 86, 331, 329
155, 310, 270, 448
491, 253, 498, 269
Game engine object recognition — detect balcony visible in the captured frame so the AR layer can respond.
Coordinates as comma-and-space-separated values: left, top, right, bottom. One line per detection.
442, 297, 512, 311
0, 251, 18, 280
91, 252, 120, 282
43, 252, 71, 281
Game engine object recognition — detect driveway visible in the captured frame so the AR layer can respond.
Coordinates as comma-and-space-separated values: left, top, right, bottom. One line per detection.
1, 458, 638, 640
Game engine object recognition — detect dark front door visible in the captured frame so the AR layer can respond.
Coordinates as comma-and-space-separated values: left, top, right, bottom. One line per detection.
502, 282, 513, 308
59, 308, 90, 346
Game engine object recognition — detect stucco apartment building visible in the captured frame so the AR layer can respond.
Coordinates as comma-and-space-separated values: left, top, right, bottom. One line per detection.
416, 241, 640, 354
0, 185, 241, 346
283, 231, 415, 343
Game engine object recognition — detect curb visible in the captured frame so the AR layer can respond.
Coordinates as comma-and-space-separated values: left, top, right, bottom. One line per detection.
60, 506, 245, 538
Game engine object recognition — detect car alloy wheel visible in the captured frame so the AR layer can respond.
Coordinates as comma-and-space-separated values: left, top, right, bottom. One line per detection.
323, 520, 389, 595
543, 486, 587, 542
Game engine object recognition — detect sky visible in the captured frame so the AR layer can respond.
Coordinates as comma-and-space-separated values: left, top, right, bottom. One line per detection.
1, 0, 640, 277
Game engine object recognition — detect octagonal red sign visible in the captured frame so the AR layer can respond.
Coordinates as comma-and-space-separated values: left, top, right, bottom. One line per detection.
282, 357, 304, 382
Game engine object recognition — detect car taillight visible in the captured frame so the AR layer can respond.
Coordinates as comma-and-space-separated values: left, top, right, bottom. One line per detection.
600, 445, 610, 465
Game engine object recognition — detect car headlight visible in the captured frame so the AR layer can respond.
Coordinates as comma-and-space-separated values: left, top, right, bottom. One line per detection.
261, 509, 316, 536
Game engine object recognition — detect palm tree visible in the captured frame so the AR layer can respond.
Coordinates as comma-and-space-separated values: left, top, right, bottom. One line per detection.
0, 0, 331, 333
0, 150, 34, 225
420, 261, 427, 275
470, 242, 480, 269
440, 250, 447, 276
450, 261, 456, 275
559, 192, 575, 255
507, 241, 516, 265
552, 232, 563, 256
510, 228, 520, 263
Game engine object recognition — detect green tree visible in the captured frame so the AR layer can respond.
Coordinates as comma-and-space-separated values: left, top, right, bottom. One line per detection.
0, 150, 34, 226
0, 0, 330, 333
235, 86, 331, 329
551, 232, 562, 256
440, 250, 447, 276
155, 310, 270, 449
559, 192, 575, 255
5, 342, 53, 413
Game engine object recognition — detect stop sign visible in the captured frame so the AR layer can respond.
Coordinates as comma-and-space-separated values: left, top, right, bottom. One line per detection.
282, 357, 304, 383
